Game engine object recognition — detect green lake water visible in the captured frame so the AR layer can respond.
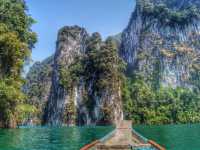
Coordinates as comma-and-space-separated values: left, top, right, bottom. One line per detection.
134, 123, 200, 150
0, 126, 113, 150
0, 124, 200, 150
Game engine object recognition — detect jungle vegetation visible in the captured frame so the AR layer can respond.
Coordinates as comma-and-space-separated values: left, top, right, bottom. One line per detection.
0, 0, 37, 128
122, 74, 200, 125
1, 0, 200, 128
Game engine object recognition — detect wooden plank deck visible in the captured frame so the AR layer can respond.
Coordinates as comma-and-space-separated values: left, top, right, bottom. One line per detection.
103, 120, 141, 146
81, 120, 166, 150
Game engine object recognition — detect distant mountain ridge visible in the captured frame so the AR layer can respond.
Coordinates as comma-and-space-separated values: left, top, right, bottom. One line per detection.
23, 55, 54, 121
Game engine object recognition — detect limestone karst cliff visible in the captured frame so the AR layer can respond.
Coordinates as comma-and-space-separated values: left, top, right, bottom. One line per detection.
25, 0, 200, 125
43, 26, 88, 125
121, 0, 200, 89
42, 26, 123, 126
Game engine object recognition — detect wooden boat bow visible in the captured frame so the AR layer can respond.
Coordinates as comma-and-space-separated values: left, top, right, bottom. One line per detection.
80, 120, 166, 150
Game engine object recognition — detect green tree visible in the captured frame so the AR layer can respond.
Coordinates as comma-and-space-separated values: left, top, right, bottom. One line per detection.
123, 73, 200, 125
96, 38, 125, 91
0, 0, 37, 128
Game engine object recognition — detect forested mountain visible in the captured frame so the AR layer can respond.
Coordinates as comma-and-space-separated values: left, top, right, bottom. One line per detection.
121, 0, 200, 124
4, 0, 200, 127
42, 27, 124, 126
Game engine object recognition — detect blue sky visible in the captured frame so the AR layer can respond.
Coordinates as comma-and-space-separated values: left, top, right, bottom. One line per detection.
26, 0, 135, 62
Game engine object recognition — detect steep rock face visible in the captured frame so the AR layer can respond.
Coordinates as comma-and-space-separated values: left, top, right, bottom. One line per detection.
76, 78, 123, 126
43, 26, 88, 125
43, 26, 123, 126
78, 33, 123, 125
121, 0, 200, 89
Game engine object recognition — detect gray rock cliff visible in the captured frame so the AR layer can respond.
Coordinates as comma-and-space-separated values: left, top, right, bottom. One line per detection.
120, 0, 200, 89
43, 26, 123, 126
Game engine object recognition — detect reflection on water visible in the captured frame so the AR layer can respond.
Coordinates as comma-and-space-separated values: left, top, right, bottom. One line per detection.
1, 124, 200, 150
134, 124, 200, 150
0, 126, 113, 150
